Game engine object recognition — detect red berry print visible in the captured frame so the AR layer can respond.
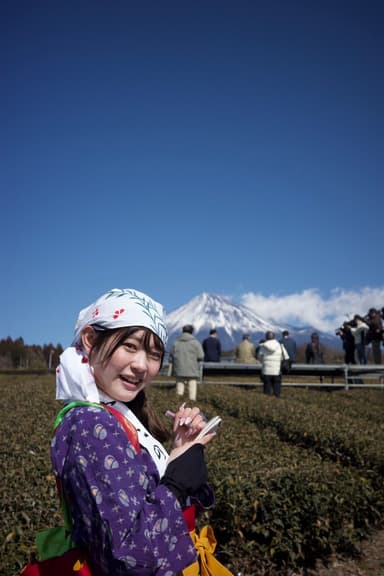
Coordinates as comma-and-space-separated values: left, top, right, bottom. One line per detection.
113, 308, 125, 319
92, 307, 100, 319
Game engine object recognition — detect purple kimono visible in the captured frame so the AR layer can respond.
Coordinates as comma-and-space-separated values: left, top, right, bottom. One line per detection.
51, 405, 197, 575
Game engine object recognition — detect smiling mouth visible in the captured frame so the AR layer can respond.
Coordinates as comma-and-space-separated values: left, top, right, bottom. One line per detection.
120, 375, 141, 387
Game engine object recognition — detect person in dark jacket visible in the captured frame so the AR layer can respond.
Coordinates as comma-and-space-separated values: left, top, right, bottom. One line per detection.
202, 329, 222, 362
366, 308, 383, 364
305, 332, 325, 364
337, 322, 356, 364
305, 332, 326, 383
279, 330, 297, 365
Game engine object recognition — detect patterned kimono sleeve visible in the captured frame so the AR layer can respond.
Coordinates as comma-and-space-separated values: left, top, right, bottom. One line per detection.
51, 405, 197, 576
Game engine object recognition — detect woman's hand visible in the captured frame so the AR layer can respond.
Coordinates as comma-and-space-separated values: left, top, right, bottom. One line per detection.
167, 403, 215, 462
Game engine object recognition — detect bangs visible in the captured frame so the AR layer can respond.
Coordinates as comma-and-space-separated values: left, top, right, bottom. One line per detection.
92, 326, 165, 365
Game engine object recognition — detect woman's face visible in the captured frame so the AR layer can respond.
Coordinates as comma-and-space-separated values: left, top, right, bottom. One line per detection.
87, 329, 162, 403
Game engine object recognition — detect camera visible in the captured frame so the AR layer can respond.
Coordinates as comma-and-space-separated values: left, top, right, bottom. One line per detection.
335, 320, 356, 337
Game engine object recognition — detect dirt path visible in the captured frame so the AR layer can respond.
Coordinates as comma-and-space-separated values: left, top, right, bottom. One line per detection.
307, 528, 384, 576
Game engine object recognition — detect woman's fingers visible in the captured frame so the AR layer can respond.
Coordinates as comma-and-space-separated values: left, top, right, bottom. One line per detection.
173, 402, 205, 446
176, 404, 200, 427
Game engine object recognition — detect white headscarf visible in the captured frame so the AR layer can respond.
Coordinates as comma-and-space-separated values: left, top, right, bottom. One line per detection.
73, 288, 167, 346
56, 288, 167, 403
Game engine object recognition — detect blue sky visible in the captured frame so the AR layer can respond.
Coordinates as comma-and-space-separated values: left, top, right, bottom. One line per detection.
1, 0, 383, 346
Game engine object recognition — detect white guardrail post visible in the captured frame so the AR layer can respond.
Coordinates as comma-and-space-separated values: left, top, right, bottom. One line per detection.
344, 364, 349, 390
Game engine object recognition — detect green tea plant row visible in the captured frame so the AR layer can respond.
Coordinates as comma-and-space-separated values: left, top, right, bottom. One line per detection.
154, 384, 384, 574
280, 387, 384, 425
205, 385, 384, 479
195, 386, 384, 571
2, 376, 384, 576
0, 376, 59, 575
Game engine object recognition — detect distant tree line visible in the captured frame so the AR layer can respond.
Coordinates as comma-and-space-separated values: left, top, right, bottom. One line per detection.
0, 337, 63, 370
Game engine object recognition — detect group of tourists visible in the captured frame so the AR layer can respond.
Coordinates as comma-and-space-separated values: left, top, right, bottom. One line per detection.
170, 308, 384, 401
336, 307, 384, 365
169, 326, 294, 400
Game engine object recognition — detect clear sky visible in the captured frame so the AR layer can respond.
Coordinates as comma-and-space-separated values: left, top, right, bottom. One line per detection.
1, 0, 383, 346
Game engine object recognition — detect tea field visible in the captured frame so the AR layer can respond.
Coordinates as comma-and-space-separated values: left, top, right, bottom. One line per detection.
1, 374, 384, 575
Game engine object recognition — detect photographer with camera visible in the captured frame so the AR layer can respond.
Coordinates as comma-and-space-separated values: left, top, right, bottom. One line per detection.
336, 321, 356, 364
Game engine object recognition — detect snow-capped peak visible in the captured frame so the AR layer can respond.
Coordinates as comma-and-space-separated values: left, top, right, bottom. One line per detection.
166, 293, 291, 350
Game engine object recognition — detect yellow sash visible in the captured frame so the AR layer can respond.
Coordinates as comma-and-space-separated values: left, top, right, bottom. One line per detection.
182, 525, 233, 576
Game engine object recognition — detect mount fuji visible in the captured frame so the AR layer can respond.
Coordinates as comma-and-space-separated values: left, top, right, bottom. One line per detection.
165, 293, 338, 352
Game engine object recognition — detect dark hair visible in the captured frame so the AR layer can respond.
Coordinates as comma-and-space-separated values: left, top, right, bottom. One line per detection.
265, 331, 275, 340
209, 328, 217, 335
88, 326, 170, 443
182, 324, 194, 334
282, 330, 289, 337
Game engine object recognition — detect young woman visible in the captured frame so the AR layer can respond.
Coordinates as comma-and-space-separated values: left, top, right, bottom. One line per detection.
50, 288, 216, 576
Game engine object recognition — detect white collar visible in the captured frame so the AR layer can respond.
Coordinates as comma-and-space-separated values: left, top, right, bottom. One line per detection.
99, 392, 169, 478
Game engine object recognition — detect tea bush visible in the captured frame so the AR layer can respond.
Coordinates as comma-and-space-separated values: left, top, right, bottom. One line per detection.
206, 385, 384, 477
1, 375, 384, 576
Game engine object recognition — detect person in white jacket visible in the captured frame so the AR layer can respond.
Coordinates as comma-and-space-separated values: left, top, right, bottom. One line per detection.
350, 315, 370, 365
257, 331, 289, 397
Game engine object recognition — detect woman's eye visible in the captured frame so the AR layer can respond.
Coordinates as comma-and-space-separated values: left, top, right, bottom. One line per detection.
149, 351, 162, 361
124, 342, 137, 351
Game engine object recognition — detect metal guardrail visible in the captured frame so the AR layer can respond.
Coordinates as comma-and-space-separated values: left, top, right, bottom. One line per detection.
199, 362, 384, 389
158, 362, 384, 390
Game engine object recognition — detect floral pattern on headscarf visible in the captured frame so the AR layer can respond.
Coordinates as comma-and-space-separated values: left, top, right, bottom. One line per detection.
73, 288, 167, 346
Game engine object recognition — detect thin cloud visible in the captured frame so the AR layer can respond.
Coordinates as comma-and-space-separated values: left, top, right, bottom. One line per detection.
241, 288, 384, 333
